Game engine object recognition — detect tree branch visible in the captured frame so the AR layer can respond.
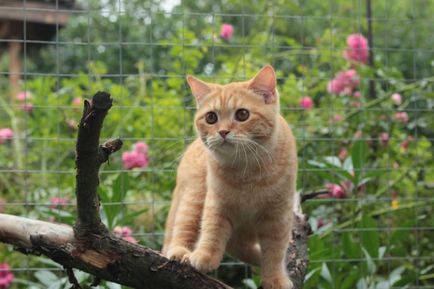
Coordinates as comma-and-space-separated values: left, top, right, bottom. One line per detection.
75, 91, 114, 236
301, 189, 330, 203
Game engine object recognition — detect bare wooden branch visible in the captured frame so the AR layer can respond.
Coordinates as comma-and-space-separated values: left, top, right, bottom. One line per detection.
75, 91, 114, 236
0, 214, 231, 289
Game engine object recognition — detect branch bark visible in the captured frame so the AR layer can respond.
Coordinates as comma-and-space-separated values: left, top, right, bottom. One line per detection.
0, 91, 312, 289
74, 91, 114, 237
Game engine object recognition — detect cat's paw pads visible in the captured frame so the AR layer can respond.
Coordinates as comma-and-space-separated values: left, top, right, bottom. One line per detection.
262, 274, 293, 289
188, 250, 221, 273
165, 246, 191, 263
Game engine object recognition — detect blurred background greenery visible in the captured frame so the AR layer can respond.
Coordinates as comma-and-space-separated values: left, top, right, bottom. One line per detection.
0, 0, 433, 288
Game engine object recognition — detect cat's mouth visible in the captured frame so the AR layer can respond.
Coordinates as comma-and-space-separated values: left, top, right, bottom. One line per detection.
204, 137, 235, 151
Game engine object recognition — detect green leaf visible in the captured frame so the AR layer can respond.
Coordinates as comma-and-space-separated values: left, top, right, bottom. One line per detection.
342, 232, 361, 259
360, 214, 379, 258
351, 140, 369, 179
321, 263, 333, 284
389, 266, 405, 285
304, 268, 321, 283
324, 156, 342, 168
307, 160, 353, 182
112, 172, 130, 203
362, 247, 376, 275
340, 267, 361, 289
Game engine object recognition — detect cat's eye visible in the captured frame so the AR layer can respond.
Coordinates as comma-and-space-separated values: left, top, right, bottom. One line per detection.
235, 109, 250, 122
205, 111, 218, 124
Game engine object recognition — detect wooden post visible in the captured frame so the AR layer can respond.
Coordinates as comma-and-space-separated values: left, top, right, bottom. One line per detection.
8, 40, 21, 100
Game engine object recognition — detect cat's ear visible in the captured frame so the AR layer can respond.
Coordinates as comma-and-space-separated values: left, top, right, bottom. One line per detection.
248, 65, 277, 104
186, 75, 212, 103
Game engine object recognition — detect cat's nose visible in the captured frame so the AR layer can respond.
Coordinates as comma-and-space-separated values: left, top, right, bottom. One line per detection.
218, 130, 230, 139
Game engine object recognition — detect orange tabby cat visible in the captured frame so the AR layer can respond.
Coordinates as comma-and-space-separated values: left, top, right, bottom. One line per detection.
162, 65, 297, 289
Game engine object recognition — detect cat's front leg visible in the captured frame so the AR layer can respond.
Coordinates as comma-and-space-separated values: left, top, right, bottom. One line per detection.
258, 214, 293, 289
188, 191, 232, 273
165, 186, 206, 262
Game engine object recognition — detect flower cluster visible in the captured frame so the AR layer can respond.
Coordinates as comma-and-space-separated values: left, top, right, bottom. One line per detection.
122, 142, 149, 170
299, 96, 314, 110
220, 23, 234, 40
0, 263, 14, 289
394, 112, 409, 123
72, 97, 82, 106
0, 128, 13, 144
391, 93, 402, 105
343, 34, 369, 64
327, 69, 360, 96
325, 183, 347, 199
113, 226, 138, 244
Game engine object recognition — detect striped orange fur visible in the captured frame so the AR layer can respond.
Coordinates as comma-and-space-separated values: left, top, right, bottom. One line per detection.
162, 65, 297, 289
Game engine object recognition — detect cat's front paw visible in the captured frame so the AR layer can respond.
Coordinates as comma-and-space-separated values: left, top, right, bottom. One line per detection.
165, 246, 191, 262
188, 249, 221, 273
262, 274, 293, 289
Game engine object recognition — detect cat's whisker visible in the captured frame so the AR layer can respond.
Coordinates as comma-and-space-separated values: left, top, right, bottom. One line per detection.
244, 142, 263, 178
231, 136, 273, 164
231, 142, 240, 166
239, 143, 249, 178
244, 138, 273, 163
205, 137, 221, 151
159, 139, 193, 170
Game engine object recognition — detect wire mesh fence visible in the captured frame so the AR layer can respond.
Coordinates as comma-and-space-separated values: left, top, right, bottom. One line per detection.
0, 0, 433, 288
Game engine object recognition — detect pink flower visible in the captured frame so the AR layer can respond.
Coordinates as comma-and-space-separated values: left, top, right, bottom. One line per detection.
299, 96, 314, 110
113, 226, 138, 244
344, 34, 369, 64
353, 91, 362, 98
326, 183, 346, 198
0, 263, 14, 289
379, 132, 389, 145
394, 112, 409, 123
20, 103, 33, 113
72, 97, 82, 106
391, 93, 402, 105
327, 69, 360, 95
16, 91, 32, 101
0, 128, 13, 144
220, 23, 234, 40
134, 142, 149, 154
122, 151, 148, 169
50, 197, 69, 209
122, 142, 149, 170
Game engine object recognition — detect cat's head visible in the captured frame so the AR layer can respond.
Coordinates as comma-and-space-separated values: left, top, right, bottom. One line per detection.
187, 65, 279, 156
